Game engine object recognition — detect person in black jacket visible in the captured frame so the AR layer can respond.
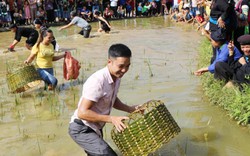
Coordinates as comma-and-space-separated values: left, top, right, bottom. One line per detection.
231, 35, 250, 84
8, 24, 39, 51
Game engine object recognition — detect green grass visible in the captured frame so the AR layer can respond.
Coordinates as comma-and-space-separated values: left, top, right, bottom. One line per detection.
198, 39, 250, 125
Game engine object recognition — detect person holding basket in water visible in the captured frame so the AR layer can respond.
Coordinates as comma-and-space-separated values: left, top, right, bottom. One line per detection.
69, 43, 142, 155
24, 29, 66, 91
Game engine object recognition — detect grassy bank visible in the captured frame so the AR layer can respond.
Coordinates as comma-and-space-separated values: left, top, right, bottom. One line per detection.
197, 38, 250, 126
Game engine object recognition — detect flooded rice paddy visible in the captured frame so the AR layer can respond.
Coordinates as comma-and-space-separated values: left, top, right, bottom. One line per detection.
0, 17, 250, 156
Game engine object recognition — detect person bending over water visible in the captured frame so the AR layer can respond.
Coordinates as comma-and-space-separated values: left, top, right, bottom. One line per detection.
8, 24, 39, 51
93, 11, 111, 33
59, 11, 92, 38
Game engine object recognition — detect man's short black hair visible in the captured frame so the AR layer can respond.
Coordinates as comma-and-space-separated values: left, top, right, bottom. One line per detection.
70, 10, 77, 17
108, 44, 132, 58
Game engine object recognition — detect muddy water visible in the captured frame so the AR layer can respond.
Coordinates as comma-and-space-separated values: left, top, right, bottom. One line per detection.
0, 17, 250, 156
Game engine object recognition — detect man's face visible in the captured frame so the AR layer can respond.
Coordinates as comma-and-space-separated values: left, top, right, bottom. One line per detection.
241, 45, 250, 56
108, 57, 131, 80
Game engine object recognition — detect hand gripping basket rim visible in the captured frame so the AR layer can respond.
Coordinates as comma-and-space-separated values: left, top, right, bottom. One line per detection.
6, 64, 42, 93
111, 100, 181, 156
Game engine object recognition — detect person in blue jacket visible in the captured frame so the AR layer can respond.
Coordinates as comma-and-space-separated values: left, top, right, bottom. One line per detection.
194, 28, 242, 76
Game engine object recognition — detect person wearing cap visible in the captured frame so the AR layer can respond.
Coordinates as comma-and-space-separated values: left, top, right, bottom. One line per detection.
194, 28, 242, 76
58, 10, 92, 38
215, 34, 250, 85
8, 24, 39, 51
93, 11, 111, 33
33, 18, 59, 51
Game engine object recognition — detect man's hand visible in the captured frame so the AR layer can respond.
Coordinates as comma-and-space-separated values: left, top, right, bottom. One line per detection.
228, 40, 234, 56
239, 57, 247, 65
194, 68, 207, 76
110, 116, 129, 132
218, 17, 226, 28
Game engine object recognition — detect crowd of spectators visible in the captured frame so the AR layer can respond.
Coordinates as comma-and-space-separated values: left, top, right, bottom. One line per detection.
0, 0, 177, 28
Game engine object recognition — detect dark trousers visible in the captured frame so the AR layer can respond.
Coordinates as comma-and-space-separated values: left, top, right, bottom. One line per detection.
69, 119, 117, 156
214, 61, 234, 82
79, 25, 92, 38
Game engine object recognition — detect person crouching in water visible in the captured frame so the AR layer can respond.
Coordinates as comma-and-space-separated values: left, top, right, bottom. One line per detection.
59, 11, 92, 38
8, 24, 39, 51
93, 11, 111, 33
24, 29, 66, 91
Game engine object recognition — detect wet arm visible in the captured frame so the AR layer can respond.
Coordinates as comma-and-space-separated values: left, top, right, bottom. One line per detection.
113, 97, 135, 113
77, 98, 129, 132
77, 98, 112, 122
24, 53, 36, 64
100, 17, 111, 28
52, 52, 66, 61
59, 23, 74, 31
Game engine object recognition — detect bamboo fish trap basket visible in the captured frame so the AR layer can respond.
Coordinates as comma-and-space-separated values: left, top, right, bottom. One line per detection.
6, 64, 42, 93
111, 100, 181, 156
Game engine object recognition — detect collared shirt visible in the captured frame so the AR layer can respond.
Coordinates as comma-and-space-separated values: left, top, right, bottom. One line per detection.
208, 43, 242, 73
70, 66, 120, 136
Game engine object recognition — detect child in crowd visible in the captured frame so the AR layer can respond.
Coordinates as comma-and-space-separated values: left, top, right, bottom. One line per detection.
81, 6, 93, 22
24, 0, 31, 25
104, 5, 113, 19
151, 1, 158, 16
126, 2, 132, 17
36, 6, 46, 23
137, 2, 143, 17
15, 9, 26, 25
142, 2, 151, 16
0, 0, 9, 27
170, 7, 180, 22
183, 7, 194, 23
117, 5, 125, 18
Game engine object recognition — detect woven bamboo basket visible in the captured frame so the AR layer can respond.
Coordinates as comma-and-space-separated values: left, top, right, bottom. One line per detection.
111, 100, 181, 156
6, 65, 42, 93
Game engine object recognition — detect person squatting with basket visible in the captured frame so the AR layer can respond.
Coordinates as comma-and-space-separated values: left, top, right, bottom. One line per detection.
69, 43, 143, 156
24, 29, 66, 91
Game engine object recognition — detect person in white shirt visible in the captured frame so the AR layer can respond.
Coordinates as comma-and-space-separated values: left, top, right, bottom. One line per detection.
69, 43, 142, 155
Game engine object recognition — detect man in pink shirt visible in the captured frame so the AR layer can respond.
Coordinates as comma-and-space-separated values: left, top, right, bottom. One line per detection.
69, 43, 140, 155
